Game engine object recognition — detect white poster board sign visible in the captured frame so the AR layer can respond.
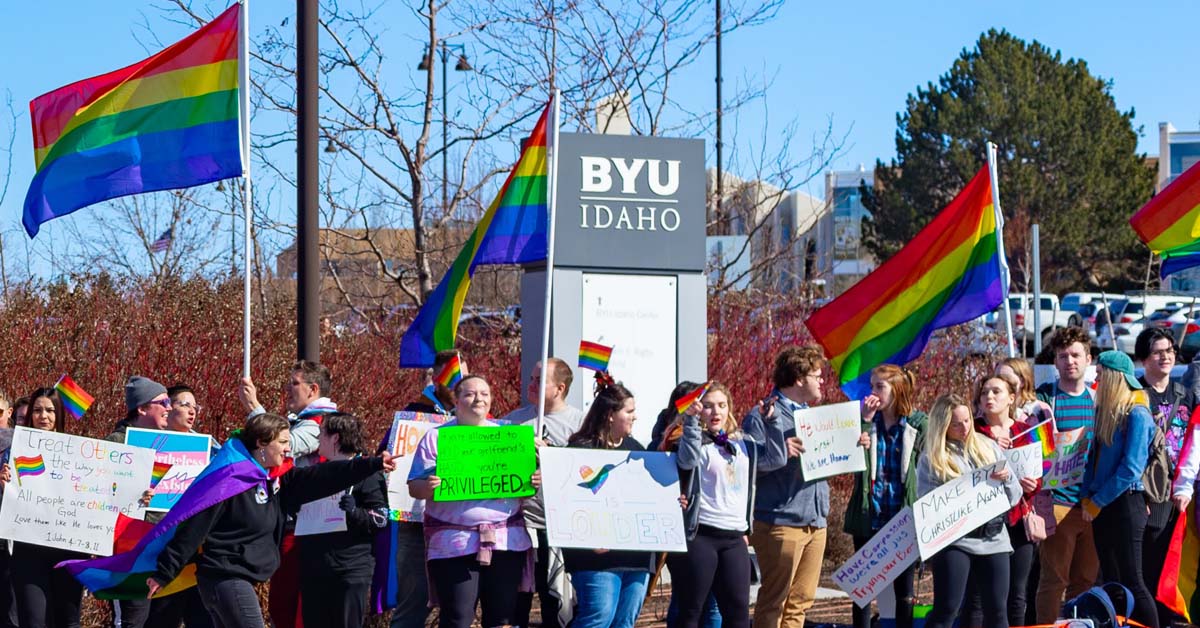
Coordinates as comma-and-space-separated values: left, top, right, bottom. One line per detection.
386, 412, 450, 522
1006, 443, 1044, 480
295, 493, 348, 536
794, 401, 866, 481
1044, 428, 1087, 489
912, 461, 1010, 560
833, 506, 919, 607
0, 427, 154, 555
581, 273, 677, 445
542, 447, 687, 552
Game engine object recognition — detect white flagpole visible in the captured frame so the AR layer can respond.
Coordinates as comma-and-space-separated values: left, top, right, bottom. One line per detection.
987, 141, 1015, 359
239, 0, 253, 379
536, 92, 562, 438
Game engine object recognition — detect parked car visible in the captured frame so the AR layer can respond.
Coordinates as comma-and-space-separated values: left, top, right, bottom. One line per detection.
1062, 292, 1121, 313
998, 293, 1081, 356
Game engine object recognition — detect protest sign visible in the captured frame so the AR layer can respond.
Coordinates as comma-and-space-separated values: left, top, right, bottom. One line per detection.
542, 447, 687, 552
833, 506, 919, 607
433, 425, 536, 502
794, 401, 867, 481
124, 428, 212, 512
1006, 443, 1043, 480
386, 412, 449, 521
1043, 428, 1087, 489
295, 492, 348, 536
912, 460, 1011, 560
0, 427, 154, 555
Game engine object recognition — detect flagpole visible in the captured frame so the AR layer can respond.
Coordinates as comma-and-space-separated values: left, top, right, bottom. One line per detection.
987, 142, 1015, 359
239, 0, 253, 379
536, 92, 562, 438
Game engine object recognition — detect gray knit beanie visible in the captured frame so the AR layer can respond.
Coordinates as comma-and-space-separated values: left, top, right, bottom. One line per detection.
125, 376, 168, 410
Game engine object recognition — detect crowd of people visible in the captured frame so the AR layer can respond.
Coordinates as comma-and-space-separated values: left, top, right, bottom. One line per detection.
0, 324, 1194, 628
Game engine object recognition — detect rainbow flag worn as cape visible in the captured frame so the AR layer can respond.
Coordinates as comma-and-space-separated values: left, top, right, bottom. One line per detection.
58, 437, 267, 599
674, 382, 710, 415
22, 4, 242, 238
399, 99, 553, 367
578, 341, 613, 372
1157, 407, 1200, 620
1013, 419, 1056, 457
54, 374, 95, 419
805, 166, 1006, 398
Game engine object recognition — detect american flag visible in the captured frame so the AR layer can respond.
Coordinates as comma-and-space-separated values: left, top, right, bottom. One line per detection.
150, 228, 173, 253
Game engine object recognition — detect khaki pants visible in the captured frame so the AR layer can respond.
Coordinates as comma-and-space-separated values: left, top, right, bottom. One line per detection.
1035, 505, 1100, 623
748, 523, 826, 628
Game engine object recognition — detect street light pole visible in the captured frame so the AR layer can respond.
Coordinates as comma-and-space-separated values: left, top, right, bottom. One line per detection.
419, 43, 471, 215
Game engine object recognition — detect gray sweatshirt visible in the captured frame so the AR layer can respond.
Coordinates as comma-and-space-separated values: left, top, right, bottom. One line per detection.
742, 393, 829, 528
916, 439, 1022, 555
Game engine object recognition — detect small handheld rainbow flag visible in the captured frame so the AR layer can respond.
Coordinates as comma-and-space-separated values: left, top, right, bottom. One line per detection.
14, 454, 46, 486
54, 374, 95, 420
150, 462, 173, 489
578, 341, 614, 372
674, 381, 710, 415
1013, 419, 1056, 457
434, 355, 463, 388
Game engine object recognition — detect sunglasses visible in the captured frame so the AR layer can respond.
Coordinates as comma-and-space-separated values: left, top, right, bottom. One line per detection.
146, 398, 172, 410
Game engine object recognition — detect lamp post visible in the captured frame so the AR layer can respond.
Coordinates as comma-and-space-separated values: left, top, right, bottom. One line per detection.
418, 42, 472, 214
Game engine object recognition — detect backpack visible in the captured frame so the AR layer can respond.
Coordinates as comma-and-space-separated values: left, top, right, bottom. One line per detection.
1141, 387, 1181, 504
1060, 583, 1133, 628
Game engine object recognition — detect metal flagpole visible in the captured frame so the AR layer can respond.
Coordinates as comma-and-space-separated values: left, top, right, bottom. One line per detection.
987, 142, 1016, 359
239, 0, 253, 379
536, 92, 562, 438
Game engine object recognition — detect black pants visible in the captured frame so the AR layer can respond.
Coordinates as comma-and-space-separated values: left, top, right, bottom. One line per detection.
664, 529, 751, 628
116, 599, 151, 628
196, 577, 265, 628
0, 542, 18, 628
1144, 499, 1180, 628
515, 530, 565, 628
852, 534, 915, 628
958, 521, 1037, 628
145, 588, 214, 628
428, 550, 526, 628
11, 542, 84, 628
299, 577, 369, 628
927, 548, 1009, 628
1093, 491, 1159, 628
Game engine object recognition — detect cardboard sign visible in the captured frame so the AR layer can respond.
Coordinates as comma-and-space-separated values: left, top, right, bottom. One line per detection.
1043, 428, 1087, 489
1006, 443, 1044, 480
542, 447, 687, 552
0, 427, 154, 555
833, 506, 919, 607
794, 401, 867, 481
386, 412, 449, 521
124, 428, 212, 512
295, 492, 348, 536
433, 425, 537, 501
913, 461, 1011, 560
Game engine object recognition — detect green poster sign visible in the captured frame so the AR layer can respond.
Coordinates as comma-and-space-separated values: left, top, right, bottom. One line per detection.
433, 424, 537, 502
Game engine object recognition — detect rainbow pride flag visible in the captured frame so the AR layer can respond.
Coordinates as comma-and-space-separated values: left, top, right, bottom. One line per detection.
13, 455, 46, 485
22, 4, 242, 238
806, 166, 1006, 398
434, 355, 463, 388
1131, 160, 1200, 255
1013, 419, 1055, 457
399, 99, 554, 367
149, 462, 173, 489
674, 382, 710, 414
578, 341, 613, 372
54, 374, 95, 419
1157, 407, 1200, 620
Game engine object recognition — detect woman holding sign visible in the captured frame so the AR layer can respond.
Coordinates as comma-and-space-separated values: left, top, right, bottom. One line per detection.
407, 374, 535, 628
1079, 351, 1159, 628
917, 394, 1021, 628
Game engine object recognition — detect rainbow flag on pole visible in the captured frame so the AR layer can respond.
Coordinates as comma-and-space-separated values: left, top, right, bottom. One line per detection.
806, 166, 1006, 398
54, 374, 95, 420
1130, 161, 1200, 277
434, 355, 463, 388
399, 99, 554, 367
13, 455, 46, 485
1012, 419, 1056, 457
674, 382, 710, 415
578, 341, 613, 372
22, 4, 242, 238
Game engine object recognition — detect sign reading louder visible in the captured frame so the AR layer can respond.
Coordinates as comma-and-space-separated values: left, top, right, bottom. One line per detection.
433, 425, 537, 502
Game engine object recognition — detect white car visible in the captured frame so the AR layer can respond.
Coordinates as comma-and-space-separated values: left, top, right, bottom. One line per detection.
1097, 317, 1147, 355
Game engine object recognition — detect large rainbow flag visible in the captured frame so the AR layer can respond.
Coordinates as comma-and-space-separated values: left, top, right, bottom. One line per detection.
23, 4, 242, 238
806, 166, 1006, 398
1131, 160, 1200, 256
399, 99, 554, 367
58, 437, 267, 599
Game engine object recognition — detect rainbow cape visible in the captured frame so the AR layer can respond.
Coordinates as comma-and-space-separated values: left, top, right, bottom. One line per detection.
22, 4, 242, 238
578, 341, 613, 372
59, 437, 267, 599
1157, 407, 1200, 620
1013, 419, 1056, 457
54, 374, 95, 419
674, 381, 710, 414
806, 166, 1006, 398
434, 355, 463, 388
399, 99, 554, 367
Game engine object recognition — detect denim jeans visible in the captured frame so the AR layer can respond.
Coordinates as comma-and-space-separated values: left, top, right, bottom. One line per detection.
196, 577, 265, 628
569, 571, 649, 628
667, 592, 721, 628
389, 523, 431, 628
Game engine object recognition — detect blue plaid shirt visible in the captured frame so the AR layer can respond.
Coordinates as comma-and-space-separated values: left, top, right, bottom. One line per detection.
870, 414, 907, 531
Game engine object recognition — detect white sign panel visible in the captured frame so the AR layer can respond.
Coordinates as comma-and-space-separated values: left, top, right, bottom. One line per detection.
0, 427, 154, 555
581, 273, 677, 446
295, 493, 348, 536
833, 506, 919, 607
386, 412, 449, 522
1044, 428, 1087, 489
1006, 443, 1044, 480
794, 401, 867, 481
912, 461, 1011, 560
542, 447, 687, 552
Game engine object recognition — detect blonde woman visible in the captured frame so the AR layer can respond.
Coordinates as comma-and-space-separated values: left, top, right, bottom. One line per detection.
917, 394, 1021, 628
1079, 351, 1159, 628
994, 357, 1053, 425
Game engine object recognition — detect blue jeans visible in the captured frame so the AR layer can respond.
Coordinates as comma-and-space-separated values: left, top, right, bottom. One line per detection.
196, 577, 264, 628
569, 571, 649, 628
389, 523, 431, 628
667, 592, 721, 628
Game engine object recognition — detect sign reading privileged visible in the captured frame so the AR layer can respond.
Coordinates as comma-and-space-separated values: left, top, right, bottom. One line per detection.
0, 427, 154, 555
794, 401, 867, 481
833, 506, 919, 607
433, 425, 537, 502
912, 461, 1011, 560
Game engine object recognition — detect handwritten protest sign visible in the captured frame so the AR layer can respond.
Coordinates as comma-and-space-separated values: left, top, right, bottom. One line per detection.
0, 427, 154, 555
912, 460, 1010, 560
295, 492, 348, 536
1006, 443, 1043, 480
833, 506, 919, 607
434, 425, 536, 502
1043, 428, 1087, 489
794, 401, 867, 481
386, 412, 449, 521
124, 428, 212, 512
542, 447, 687, 552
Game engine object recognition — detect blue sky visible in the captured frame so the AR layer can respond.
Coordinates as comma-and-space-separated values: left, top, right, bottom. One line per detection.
0, 1, 1197, 273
